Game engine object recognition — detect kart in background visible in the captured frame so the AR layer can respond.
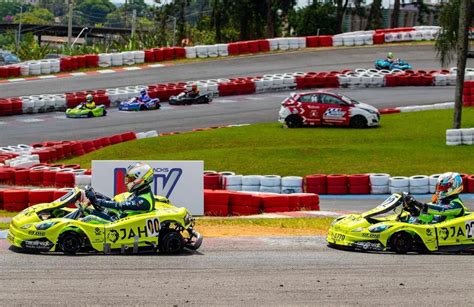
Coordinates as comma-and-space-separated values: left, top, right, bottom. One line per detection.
118, 97, 160, 111
169, 91, 212, 105
375, 59, 413, 70
66, 104, 107, 118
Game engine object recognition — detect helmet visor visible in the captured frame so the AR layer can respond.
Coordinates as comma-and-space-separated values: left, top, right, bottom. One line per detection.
436, 181, 452, 192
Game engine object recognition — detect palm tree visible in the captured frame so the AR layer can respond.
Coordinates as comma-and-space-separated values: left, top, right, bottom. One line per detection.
390, 0, 400, 28
435, 0, 472, 129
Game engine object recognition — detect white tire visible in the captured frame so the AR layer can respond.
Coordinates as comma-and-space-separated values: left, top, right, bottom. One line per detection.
389, 176, 409, 188
446, 141, 461, 146
242, 185, 260, 192
75, 175, 92, 187
136, 132, 147, 139
409, 175, 429, 187
133, 51, 145, 64
40, 61, 51, 74
446, 129, 461, 137
371, 185, 390, 194
223, 175, 242, 186
98, 53, 112, 67
242, 175, 262, 186
260, 186, 281, 194
71, 169, 86, 175
260, 175, 281, 187
410, 186, 430, 194
204, 170, 217, 174
226, 185, 242, 191
207, 45, 218, 57
281, 187, 303, 194
185, 47, 197, 58
370, 173, 390, 186
389, 186, 409, 194
281, 176, 303, 187
145, 130, 158, 138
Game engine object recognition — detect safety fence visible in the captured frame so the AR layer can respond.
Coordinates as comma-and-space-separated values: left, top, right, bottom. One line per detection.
1, 66, 473, 117
0, 26, 441, 80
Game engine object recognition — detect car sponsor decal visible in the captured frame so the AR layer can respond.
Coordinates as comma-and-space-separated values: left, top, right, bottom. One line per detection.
28, 230, 45, 237
331, 232, 345, 241
361, 233, 380, 238
323, 108, 346, 120
439, 225, 467, 240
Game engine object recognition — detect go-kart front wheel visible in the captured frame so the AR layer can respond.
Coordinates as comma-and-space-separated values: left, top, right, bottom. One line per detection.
58, 231, 83, 255
389, 232, 413, 254
158, 230, 185, 254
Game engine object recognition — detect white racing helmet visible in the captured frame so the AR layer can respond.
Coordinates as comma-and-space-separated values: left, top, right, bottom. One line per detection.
125, 162, 154, 193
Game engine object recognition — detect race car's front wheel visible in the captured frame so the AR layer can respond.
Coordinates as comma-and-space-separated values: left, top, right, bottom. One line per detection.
158, 230, 185, 254
389, 232, 413, 254
58, 231, 83, 255
350, 116, 368, 128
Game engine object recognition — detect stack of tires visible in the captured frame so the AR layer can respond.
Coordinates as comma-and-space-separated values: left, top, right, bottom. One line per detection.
370, 174, 390, 194
241, 175, 262, 192
389, 176, 409, 194
259, 175, 281, 193
409, 175, 429, 194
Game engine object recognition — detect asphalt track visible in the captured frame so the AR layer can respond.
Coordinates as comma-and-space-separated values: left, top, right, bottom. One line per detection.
1, 44, 473, 145
0, 236, 472, 305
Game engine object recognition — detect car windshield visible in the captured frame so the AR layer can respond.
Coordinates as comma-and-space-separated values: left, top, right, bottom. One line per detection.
341, 95, 360, 105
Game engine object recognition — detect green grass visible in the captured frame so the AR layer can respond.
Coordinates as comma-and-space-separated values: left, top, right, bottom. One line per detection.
63, 109, 474, 176
196, 217, 333, 229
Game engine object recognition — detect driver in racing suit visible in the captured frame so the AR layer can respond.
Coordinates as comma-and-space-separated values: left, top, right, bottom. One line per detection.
83, 94, 96, 110
404, 172, 467, 224
137, 88, 151, 103
84, 162, 155, 221
186, 84, 200, 98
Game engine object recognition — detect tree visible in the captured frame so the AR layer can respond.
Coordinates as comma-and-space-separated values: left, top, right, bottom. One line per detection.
391, 0, 400, 28
366, 0, 383, 30
334, 0, 348, 34
291, 2, 337, 36
39, 0, 67, 17
435, 0, 472, 129
76, 0, 116, 26
0, 2, 32, 20
15, 8, 54, 25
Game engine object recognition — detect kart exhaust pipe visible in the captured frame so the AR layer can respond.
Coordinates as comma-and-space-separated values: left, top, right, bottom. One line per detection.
186, 229, 203, 250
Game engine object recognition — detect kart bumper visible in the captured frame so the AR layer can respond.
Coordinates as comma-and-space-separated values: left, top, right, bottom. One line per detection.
7, 224, 54, 251
366, 113, 380, 127
327, 228, 385, 251
66, 113, 88, 118
185, 229, 203, 250
119, 105, 139, 111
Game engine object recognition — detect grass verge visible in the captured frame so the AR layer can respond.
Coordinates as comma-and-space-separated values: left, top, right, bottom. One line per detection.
64, 108, 474, 175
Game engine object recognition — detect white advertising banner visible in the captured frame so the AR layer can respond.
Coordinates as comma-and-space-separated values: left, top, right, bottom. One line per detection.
91, 160, 203, 215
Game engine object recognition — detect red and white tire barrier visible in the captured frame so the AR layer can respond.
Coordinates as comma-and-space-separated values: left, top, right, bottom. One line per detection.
204, 171, 474, 195
204, 189, 320, 216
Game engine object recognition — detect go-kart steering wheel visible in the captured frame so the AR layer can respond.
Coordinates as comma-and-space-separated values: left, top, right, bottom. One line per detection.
85, 186, 105, 212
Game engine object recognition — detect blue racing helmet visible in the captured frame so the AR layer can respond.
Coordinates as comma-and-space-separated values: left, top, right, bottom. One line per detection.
140, 88, 147, 96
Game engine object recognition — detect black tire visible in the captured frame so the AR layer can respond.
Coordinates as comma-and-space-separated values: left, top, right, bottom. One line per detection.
285, 115, 303, 128
58, 231, 82, 255
389, 232, 413, 254
87, 111, 93, 118
140, 105, 146, 111
103, 110, 107, 116
158, 229, 185, 254
350, 115, 368, 128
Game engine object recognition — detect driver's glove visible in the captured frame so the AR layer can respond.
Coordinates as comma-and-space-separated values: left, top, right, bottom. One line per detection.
85, 189, 98, 205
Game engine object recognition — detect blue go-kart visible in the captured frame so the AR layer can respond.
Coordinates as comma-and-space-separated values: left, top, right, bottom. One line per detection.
118, 97, 161, 111
375, 59, 412, 71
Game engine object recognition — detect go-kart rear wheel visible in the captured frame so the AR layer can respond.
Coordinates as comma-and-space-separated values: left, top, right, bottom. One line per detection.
389, 232, 413, 254
158, 229, 185, 254
103, 110, 107, 116
58, 231, 83, 255
87, 111, 93, 118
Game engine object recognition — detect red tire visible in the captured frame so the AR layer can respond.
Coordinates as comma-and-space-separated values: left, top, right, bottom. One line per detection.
29, 170, 44, 186
0, 168, 15, 184
55, 172, 75, 188
42, 170, 57, 187
204, 173, 222, 189
305, 174, 327, 186
261, 195, 290, 208
348, 185, 371, 195
3, 190, 29, 204
348, 174, 370, 186
468, 175, 474, 193
305, 185, 327, 195
29, 189, 55, 206
231, 205, 260, 216
121, 131, 137, 142
263, 206, 290, 213
204, 204, 229, 216
327, 174, 348, 186
13, 169, 30, 186
109, 134, 123, 145
326, 185, 348, 195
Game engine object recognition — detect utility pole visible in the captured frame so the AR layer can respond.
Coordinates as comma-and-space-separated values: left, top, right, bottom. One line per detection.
172, 16, 176, 47
16, 6, 23, 51
131, 9, 137, 38
68, 1, 73, 46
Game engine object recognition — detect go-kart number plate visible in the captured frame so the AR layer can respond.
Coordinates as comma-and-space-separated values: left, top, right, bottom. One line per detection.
466, 220, 474, 239
146, 218, 160, 237
331, 232, 345, 241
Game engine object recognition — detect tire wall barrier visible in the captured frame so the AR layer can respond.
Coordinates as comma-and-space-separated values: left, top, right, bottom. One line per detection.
2, 65, 474, 117
0, 27, 442, 80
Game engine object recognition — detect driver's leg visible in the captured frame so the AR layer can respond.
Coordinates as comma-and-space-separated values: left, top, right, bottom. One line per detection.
89, 209, 116, 222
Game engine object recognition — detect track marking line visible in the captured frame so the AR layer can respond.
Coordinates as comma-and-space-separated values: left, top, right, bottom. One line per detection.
215, 99, 237, 103
148, 64, 165, 68
37, 75, 57, 79
70, 72, 87, 76
17, 118, 44, 123
123, 67, 142, 71
97, 69, 116, 74
8, 78, 26, 82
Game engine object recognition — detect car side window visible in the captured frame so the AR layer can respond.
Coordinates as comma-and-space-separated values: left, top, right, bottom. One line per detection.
320, 94, 343, 105
298, 94, 318, 103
